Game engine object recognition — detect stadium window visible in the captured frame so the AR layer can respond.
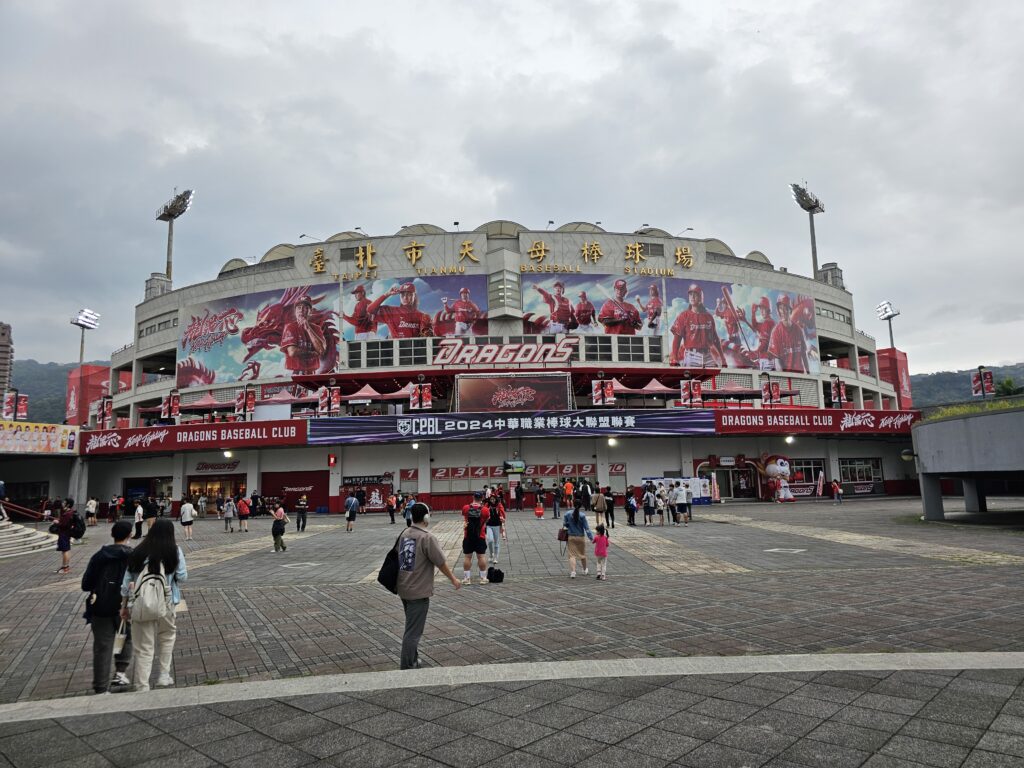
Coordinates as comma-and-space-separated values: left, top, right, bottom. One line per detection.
647, 337, 663, 363
398, 338, 427, 366
364, 341, 394, 368
585, 336, 612, 362
616, 337, 645, 362
839, 458, 883, 483
788, 458, 826, 485
347, 343, 362, 368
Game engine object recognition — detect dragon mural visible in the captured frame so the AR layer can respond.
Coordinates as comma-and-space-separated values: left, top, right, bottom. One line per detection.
240, 286, 340, 375
175, 357, 217, 388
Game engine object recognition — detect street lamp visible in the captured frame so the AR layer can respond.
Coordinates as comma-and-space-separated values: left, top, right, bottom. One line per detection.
155, 189, 195, 284
71, 309, 100, 426
789, 183, 825, 279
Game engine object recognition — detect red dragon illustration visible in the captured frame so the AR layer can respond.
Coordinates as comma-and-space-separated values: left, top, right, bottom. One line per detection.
175, 357, 217, 388
240, 286, 340, 375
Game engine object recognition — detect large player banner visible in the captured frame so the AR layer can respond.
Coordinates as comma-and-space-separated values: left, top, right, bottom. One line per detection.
521, 274, 662, 336
310, 408, 715, 445
341, 275, 488, 340
177, 284, 341, 387
456, 373, 572, 412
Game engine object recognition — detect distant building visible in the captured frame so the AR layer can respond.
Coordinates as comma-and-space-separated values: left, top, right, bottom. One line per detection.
0, 322, 12, 392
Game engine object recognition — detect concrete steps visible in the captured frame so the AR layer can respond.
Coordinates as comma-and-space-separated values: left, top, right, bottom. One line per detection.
0, 519, 59, 559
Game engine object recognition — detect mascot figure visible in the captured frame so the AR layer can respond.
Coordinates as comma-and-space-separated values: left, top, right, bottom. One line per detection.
753, 454, 797, 502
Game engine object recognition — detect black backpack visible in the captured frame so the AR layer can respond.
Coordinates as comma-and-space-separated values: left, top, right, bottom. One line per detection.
88, 555, 128, 620
271, 518, 286, 536
486, 566, 505, 583
70, 513, 86, 539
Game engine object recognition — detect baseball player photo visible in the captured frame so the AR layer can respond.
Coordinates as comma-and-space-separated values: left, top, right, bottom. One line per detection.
443, 287, 482, 336
767, 293, 810, 373
669, 283, 725, 367
575, 291, 598, 334
635, 284, 663, 336
747, 296, 776, 371
597, 278, 643, 335
366, 282, 434, 339
533, 281, 576, 333
342, 284, 379, 341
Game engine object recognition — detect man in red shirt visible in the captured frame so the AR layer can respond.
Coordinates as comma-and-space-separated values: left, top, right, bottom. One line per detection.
533, 281, 575, 333
634, 284, 663, 336
281, 296, 328, 373
575, 291, 597, 334
598, 279, 642, 335
460, 491, 491, 584
443, 287, 482, 336
343, 285, 378, 341
669, 284, 725, 367
367, 283, 433, 339
767, 294, 809, 373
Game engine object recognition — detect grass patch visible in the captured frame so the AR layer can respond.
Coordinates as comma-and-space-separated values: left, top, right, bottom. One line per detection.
923, 399, 1024, 422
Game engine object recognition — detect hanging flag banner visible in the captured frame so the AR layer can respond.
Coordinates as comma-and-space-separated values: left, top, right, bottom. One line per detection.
169, 392, 181, 418
409, 384, 432, 410
160, 397, 170, 419
330, 386, 342, 414
16, 395, 29, 420
245, 387, 257, 414
679, 381, 691, 406
591, 380, 615, 405
234, 390, 245, 416
318, 387, 330, 415
971, 370, 995, 397
2, 392, 15, 420
689, 379, 703, 407
816, 470, 825, 498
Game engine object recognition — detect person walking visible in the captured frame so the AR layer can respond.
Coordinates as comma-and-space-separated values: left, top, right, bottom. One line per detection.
272, 506, 290, 552
592, 485, 607, 526
82, 520, 134, 693
625, 486, 637, 526
603, 486, 616, 529
460, 491, 490, 584
642, 485, 656, 526
179, 497, 195, 541
120, 519, 187, 691
396, 503, 461, 669
197, 494, 207, 518
550, 483, 561, 519
85, 497, 99, 527
237, 495, 251, 532
223, 496, 237, 533
593, 524, 610, 580
831, 479, 843, 505
562, 496, 594, 578
55, 501, 75, 574
485, 495, 506, 565
132, 499, 144, 539
344, 491, 359, 532
143, 497, 159, 531
681, 482, 692, 525
295, 495, 309, 531
385, 493, 397, 524
404, 495, 416, 527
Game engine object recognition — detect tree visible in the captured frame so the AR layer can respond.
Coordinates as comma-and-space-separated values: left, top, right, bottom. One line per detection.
995, 377, 1024, 397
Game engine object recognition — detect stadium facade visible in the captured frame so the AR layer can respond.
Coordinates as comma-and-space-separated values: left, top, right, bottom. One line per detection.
64, 221, 917, 511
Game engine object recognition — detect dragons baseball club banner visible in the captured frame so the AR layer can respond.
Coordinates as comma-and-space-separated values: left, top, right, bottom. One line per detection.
341, 275, 488, 341
177, 284, 341, 387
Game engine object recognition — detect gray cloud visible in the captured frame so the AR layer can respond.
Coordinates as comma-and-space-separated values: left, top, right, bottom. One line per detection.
1, 0, 1021, 374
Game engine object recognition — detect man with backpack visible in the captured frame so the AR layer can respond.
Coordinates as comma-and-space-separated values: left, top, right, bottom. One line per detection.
460, 491, 491, 584
81, 521, 134, 693
344, 491, 359, 532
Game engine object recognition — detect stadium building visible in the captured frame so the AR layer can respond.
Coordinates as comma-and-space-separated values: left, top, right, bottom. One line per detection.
62, 221, 917, 512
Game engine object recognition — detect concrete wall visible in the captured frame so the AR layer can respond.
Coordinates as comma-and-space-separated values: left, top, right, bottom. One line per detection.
914, 408, 1024, 474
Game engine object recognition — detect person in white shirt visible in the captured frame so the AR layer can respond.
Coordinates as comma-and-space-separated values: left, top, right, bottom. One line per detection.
179, 497, 196, 540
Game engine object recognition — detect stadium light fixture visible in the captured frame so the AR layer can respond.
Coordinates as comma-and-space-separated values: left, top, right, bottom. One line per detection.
876, 300, 903, 409
70, 309, 100, 426
155, 188, 195, 284
299, 234, 324, 241
676, 227, 694, 236
789, 183, 824, 280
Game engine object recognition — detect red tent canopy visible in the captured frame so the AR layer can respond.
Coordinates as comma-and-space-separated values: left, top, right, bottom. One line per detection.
379, 383, 417, 401
260, 389, 316, 404
638, 378, 678, 394
341, 384, 384, 402
180, 393, 223, 410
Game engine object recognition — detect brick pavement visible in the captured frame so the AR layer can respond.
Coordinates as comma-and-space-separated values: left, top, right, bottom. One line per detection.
1, 498, 1024, 765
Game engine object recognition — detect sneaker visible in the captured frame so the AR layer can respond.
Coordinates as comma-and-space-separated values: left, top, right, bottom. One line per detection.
155, 675, 174, 688
479, 577, 489, 585
582, 568, 590, 576
569, 572, 576, 579
461, 577, 472, 585
111, 672, 130, 687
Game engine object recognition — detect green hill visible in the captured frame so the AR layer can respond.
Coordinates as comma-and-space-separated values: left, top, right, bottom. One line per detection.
909, 364, 1024, 407
10, 359, 107, 425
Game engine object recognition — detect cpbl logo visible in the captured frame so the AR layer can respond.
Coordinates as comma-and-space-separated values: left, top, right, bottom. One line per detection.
396, 418, 441, 437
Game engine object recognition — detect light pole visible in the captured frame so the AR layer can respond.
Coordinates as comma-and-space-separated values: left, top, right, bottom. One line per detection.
71, 309, 100, 426
789, 183, 825, 279
156, 189, 195, 284
875, 301, 902, 409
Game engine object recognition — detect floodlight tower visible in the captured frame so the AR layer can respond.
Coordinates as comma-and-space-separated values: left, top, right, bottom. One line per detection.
155, 189, 195, 284
876, 300, 902, 410
71, 309, 100, 425
789, 183, 825, 279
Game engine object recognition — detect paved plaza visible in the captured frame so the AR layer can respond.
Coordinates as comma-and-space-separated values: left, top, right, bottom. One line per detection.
2, 497, 1024, 766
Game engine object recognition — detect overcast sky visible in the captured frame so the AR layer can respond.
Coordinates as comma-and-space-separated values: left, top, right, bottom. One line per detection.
2, 1, 1021, 374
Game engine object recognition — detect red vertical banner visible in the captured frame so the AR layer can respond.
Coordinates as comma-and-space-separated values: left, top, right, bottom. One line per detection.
2, 392, 15, 420
103, 397, 114, 428
679, 381, 691, 406
169, 392, 180, 417
16, 395, 28, 420
983, 370, 995, 395
830, 377, 841, 403
330, 387, 342, 414
591, 380, 615, 405
689, 380, 703, 407
245, 386, 257, 414
234, 391, 244, 416
318, 387, 330, 414
160, 397, 170, 419
409, 384, 432, 410
760, 380, 772, 404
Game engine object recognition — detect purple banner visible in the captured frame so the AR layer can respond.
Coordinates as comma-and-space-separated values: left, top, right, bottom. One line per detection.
309, 408, 715, 445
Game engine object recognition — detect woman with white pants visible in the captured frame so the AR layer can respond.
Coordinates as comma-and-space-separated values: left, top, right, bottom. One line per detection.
120, 519, 187, 691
